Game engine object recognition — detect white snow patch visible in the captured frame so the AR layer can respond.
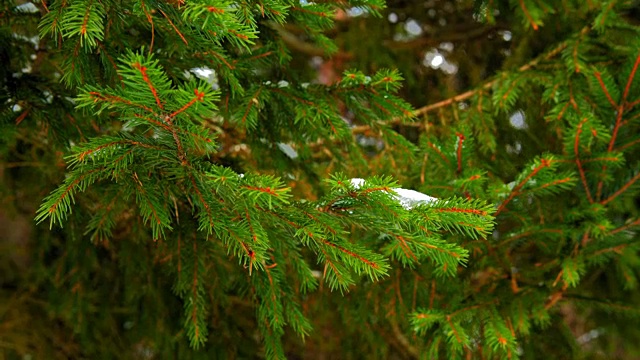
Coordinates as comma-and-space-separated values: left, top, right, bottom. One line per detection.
509, 110, 527, 129
192, 68, 213, 78
393, 188, 439, 209
277, 143, 298, 159
350, 178, 365, 188
350, 178, 438, 209
16, 2, 39, 13
190, 67, 219, 89
347, 7, 366, 17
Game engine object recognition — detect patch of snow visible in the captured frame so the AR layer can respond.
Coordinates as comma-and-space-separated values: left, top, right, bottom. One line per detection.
509, 110, 527, 129
394, 188, 438, 209
190, 67, 219, 89
277, 143, 298, 159
193, 68, 213, 78
350, 178, 438, 209
16, 2, 39, 13
12, 33, 39, 48
350, 178, 365, 188
347, 7, 366, 17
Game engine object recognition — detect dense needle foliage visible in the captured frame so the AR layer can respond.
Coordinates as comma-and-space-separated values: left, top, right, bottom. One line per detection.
1, 0, 640, 358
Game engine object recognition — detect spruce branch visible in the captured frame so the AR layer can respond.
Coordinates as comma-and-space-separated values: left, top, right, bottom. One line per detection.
407, 36, 572, 122
495, 157, 555, 216
574, 117, 595, 203
601, 171, 640, 205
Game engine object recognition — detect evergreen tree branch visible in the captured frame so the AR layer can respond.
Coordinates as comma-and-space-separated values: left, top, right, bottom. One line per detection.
623, 52, 640, 102
409, 38, 570, 121
495, 158, 553, 216
609, 218, 640, 235
574, 117, 595, 203
593, 72, 618, 108
601, 172, 640, 205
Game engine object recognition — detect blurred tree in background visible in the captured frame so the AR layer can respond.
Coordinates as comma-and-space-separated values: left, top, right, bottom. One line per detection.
1, 0, 640, 359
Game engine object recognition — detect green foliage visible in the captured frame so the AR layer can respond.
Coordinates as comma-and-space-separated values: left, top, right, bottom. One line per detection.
2, 0, 640, 359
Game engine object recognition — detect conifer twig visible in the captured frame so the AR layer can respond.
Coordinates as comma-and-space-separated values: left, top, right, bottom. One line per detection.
574, 118, 594, 203
596, 52, 640, 200
349, 38, 572, 136
609, 218, 640, 235
600, 172, 640, 206
495, 158, 552, 216
405, 39, 569, 123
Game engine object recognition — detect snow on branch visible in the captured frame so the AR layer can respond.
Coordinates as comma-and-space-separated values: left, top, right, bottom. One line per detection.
350, 178, 438, 209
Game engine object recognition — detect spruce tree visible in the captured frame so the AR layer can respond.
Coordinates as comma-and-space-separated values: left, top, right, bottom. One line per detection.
1, 0, 639, 359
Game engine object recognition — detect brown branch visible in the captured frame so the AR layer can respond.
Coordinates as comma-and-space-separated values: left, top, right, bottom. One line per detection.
597, 104, 625, 199
15, 108, 30, 125
269, 21, 335, 57
361, 38, 572, 132
627, 97, 640, 109
601, 172, 640, 205
169, 89, 206, 118
520, 0, 539, 30
159, 9, 188, 45
384, 23, 507, 50
574, 118, 594, 203
133, 62, 164, 110
495, 158, 552, 216
593, 72, 618, 108
593, 53, 640, 199
609, 218, 640, 236
622, 52, 640, 102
